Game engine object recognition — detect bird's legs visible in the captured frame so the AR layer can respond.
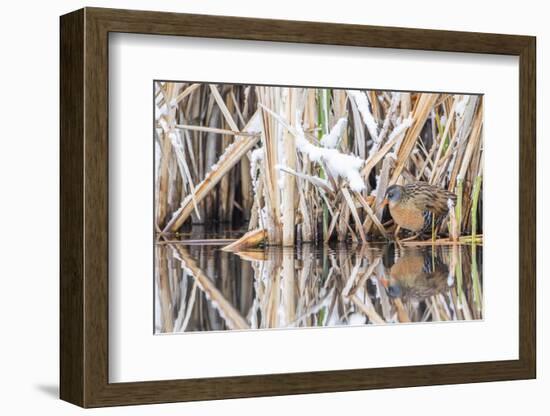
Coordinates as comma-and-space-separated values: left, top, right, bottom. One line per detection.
399, 232, 421, 242
393, 226, 421, 244
393, 225, 401, 241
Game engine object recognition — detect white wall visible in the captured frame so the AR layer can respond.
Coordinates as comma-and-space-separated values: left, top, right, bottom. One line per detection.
0, 0, 546, 414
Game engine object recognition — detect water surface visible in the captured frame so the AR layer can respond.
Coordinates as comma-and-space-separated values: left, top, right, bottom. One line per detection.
154, 240, 482, 334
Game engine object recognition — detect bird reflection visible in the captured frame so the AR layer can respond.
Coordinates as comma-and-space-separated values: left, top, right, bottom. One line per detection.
383, 245, 451, 302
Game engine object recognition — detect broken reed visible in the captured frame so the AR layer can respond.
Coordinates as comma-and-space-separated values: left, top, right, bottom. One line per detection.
155, 82, 484, 245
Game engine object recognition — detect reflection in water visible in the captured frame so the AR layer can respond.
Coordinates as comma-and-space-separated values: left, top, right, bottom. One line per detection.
154, 242, 483, 333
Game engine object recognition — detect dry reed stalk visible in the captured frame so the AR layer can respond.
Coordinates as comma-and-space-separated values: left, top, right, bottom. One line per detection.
156, 83, 183, 228
264, 252, 282, 328
391, 93, 439, 183
325, 208, 341, 243
337, 202, 351, 242
175, 124, 259, 136
219, 96, 233, 221
341, 187, 367, 243
238, 89, 254, 220
374, 157, 392, 221
349, 294, 385, 324
240, 154, 253, 220
175, 280, 197, 332
162, 110, 261, 232
333, 90, 349, 147
348, 257, 381, 296
156, 134, 173, 227
170, 116, 201, 220
448, 198, 460, 242
248, 171, 263, 231
446, 98, 479, 189
209, 85, 240, 132
369, 91, 381, 120
203, 103, 220, 219
171, 83, 201, 107
400, 93, 411, 118
298, 183, 314, 242
235, 250, 267, 262
393, 298, 411, 323
171, 245, 249, 330
342, 260, 362, 296
377, 93, 401, 144
167, 148, 182, 218
156, 238, 236, 245
282, 250, 296, 322
349, 96, 366, 159
156, 245, 174, 332
429, 96, 458, 184
282, 88, 297, 246
361, 128, 404, 179
222, 228, 266, 252
354, 192, 388, 239
400, 237, 482, 246
210, 85, 242, 222
457, 104, 483, 182
257, 87, 282, 245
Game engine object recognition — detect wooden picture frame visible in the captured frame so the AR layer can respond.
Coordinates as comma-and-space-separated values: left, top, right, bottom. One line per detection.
60, 7, 536, 408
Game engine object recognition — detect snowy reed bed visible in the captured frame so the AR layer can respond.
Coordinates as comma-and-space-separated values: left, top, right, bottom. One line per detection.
154, 82, 483, 247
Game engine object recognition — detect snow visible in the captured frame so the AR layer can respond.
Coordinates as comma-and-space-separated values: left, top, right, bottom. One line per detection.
320, 117, 347, 148
260, 105, 365, 191
276, 164, 334, 193
277, 176, 285, 191
155, 103, 168, 121
447, 272, 455, 287
348, 312, 366, 326
158, 117, 169, 133
388, 116, 413, 142
347, 90, 379, 142
447, 198, 455, 210
249, 147, 264, 190
245, 112, 263, 134
455, 96, 470, 117
249, 147, 263, 179
296, 133, 365, 192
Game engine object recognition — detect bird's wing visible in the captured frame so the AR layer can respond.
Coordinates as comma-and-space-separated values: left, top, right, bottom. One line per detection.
405, 182, 455, 215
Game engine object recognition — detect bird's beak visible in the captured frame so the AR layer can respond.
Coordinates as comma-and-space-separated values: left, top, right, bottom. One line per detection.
382, 197, 389, 207
380, 277, 389, 288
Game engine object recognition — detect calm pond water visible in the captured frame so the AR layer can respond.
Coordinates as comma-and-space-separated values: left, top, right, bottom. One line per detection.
154, 238, 482, 334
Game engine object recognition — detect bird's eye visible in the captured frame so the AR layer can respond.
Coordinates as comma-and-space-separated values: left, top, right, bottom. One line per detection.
388, 191, 393, 198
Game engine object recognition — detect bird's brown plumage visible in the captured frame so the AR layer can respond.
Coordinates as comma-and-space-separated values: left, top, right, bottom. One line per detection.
386, 182, 457, 234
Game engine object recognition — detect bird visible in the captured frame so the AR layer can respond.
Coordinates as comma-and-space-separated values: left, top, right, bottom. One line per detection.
383, 181, 457, 237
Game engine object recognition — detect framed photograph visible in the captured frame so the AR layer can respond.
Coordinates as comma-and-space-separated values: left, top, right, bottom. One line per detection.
60, 7, 536, 408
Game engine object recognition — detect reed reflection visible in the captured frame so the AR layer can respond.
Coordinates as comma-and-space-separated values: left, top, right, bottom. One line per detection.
154, 242, 482, 333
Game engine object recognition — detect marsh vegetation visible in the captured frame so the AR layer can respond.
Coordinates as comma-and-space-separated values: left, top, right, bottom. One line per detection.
154, 82, 483, 333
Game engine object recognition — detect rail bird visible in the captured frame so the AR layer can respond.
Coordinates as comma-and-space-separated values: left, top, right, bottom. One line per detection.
384, 181, 457, 238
